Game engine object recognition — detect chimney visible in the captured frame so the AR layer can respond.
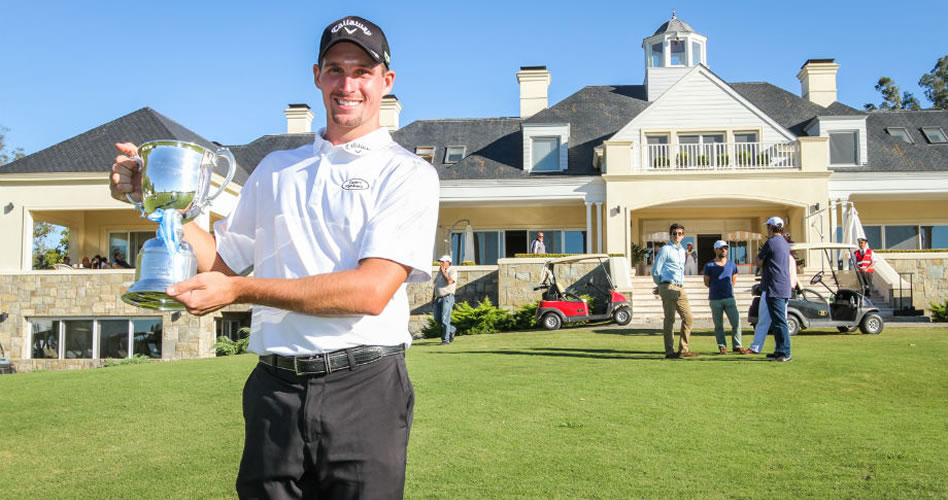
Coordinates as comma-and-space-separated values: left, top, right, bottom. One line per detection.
380, 94, 402, 131
516, 66, 551, 118
796, 59, 840, 107
284, 103, 314, 133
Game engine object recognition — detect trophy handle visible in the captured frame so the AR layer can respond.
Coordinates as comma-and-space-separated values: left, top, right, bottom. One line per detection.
125, 155, 146, 217
204, 148, 237, 204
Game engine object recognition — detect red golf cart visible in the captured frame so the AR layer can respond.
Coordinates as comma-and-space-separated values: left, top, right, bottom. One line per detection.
533, 254, 633, 330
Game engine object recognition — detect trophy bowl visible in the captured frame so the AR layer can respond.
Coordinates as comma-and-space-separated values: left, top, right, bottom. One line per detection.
121, 140, 236, 310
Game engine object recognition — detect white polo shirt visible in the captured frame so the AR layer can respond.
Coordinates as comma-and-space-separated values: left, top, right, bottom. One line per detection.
214, 127, 440, 355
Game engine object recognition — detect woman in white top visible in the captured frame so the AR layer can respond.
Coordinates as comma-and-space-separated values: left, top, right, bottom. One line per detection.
684, 242, 698, 275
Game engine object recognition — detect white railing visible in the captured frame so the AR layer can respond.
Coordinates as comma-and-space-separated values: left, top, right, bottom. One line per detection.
646, 141, 798, 170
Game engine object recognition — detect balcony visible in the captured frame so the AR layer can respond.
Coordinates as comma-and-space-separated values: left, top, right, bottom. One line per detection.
645, 141, 798, 171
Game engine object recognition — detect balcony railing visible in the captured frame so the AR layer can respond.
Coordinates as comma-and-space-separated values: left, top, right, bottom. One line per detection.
646, 141, 798, 170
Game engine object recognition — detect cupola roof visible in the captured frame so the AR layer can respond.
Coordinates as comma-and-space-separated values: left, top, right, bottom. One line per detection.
652, 11, 695, 36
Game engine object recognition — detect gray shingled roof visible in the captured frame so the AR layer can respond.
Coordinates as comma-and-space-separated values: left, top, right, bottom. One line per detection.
392, 118, 524, 179
863, 110, 948, 172
224, 134, 316, 179
730, 82, 863, 136
0, 107, 252, 184
652, 15, 696, 36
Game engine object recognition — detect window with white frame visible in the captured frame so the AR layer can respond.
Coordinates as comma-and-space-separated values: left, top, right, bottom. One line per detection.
30, 317, 162, 360
691, 41, 702, 65
444, 146, 465, 164
451, 230, 502, 265
670, 39, 686, 65
650, 42, 664, 67
531, 137, 560, 172
829, 131, 859, 165
108, 231, 153, 267
415, 146, 435, 163
886, 127, 914, 144
920, 127, 947, 144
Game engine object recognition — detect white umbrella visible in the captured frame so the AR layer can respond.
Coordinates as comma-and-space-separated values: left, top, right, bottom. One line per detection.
463, 224, 476, 263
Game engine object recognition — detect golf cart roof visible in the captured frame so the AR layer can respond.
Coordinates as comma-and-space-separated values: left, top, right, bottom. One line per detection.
789, 242, 858, 252
545, 254, 611, 265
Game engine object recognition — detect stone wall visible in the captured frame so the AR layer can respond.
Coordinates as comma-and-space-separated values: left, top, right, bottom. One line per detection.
496, 258, 610, 309
0, 270, 223, 373
879, 252, 948, 313
406, 265, 498, 333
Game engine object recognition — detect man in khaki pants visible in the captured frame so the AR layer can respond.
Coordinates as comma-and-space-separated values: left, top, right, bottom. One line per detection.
651, 223, 697, 358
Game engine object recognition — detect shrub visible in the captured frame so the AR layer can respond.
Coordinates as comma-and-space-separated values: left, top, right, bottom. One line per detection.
215, 332, 250, 356
652, 156, 670, 168
930, 300, 948, 322
422, 298, 541, 338
675, 152, 689, 167
696, 154, 710, 166
716, 153, 730, 166
103, 354, 153, 367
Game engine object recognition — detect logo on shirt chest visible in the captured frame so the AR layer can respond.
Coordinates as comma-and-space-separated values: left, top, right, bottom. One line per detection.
341, 178, 370, 190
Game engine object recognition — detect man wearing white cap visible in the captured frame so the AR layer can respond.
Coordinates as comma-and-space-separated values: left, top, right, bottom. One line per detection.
854, 237, 875, 298
703, 240, 749, 354
753, 216, 793, 362
433, 255, 458, 344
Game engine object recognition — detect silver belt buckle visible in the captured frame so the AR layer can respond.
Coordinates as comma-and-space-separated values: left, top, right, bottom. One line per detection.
324, 352, 333, 375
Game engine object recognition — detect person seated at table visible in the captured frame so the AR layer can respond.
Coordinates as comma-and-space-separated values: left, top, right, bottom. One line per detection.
81, 256, 91, 268
112, 250, 132, 268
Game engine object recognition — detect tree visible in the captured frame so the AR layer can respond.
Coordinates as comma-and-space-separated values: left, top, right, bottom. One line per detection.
0, 125, 26, 166
918, 55, 948, 110
32, 222, 70, 269
864, 77, 921, 110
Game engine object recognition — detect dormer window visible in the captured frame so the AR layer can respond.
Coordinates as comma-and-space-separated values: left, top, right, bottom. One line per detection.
921, 127, 947, 144
415, 146, 435, 163
531, 137, 560, 172
522, 123, 569, 173
670, 39, 686, 66
886, 127, 914, 144
829, 131, 859, 165
444, 146, 465, 164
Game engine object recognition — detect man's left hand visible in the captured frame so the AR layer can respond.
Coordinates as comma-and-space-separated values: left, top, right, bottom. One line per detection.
166, 272, 239, 316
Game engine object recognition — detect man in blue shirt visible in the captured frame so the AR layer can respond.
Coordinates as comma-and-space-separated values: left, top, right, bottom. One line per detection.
757, 216, 793, 362
703, 240, 749, 355
652, 223, 697, 358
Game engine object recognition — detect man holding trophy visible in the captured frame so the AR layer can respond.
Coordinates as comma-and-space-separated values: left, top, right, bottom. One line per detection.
111, 16, 439, 499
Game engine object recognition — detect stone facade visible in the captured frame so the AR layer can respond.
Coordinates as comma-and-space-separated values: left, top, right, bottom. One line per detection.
0, 270, 223, 373
879, 252, 948, 313
1, 260, 617, 372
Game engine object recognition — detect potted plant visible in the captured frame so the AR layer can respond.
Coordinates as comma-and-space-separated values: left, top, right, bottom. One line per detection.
629, 243, 648, 276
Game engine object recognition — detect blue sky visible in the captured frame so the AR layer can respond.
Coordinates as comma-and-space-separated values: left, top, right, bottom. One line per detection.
2, 0, 945, 156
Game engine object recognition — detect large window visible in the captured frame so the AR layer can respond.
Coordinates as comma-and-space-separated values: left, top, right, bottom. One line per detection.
863, 224, 948, 250
108, 231, 153, 267
29, 317, 162, 359
670, 40, 687, 65
451, 229, 587, 263
829, 131, 858, 165
650, 42, 663, 67
531, 137, 560, 172
451, 231, 503, 265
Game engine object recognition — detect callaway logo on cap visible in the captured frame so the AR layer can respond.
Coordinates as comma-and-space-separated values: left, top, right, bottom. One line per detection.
319, 16, 391, 67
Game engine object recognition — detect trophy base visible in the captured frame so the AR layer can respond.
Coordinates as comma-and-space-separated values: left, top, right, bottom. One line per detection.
122, 280, 187, 311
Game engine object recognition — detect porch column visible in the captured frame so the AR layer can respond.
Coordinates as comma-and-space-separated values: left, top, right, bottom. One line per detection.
585, 202, 592, 253
595, 202, 603, 253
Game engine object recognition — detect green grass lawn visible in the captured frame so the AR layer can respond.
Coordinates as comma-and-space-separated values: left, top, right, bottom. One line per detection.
1, 327, 946, 499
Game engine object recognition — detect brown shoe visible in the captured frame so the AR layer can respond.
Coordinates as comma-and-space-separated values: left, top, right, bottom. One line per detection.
679, 351, 700, 358
733, 348, 751, 354
719, 348, 728, 355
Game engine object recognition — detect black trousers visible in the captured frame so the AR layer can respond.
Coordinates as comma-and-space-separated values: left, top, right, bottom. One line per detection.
236, 354, 414, 499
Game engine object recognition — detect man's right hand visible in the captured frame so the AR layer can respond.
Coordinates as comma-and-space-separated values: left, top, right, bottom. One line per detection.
110, 142, 142, 203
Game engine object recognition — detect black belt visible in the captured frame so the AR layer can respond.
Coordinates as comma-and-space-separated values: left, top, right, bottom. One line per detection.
258, 344, 405, 376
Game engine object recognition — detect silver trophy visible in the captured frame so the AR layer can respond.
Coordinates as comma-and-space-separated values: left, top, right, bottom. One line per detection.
122, 140, 237, 310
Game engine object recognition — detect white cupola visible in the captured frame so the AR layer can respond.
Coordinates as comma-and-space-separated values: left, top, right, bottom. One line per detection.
642, 11, 708, 101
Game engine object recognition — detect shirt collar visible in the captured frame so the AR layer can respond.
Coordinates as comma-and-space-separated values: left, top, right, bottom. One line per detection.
312, 127, 392, 160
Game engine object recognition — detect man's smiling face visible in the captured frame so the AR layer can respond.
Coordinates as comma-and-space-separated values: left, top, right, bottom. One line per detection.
314, 42, 395, 144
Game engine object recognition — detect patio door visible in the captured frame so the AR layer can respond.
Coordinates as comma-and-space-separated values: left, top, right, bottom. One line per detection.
696, 234, 720, 270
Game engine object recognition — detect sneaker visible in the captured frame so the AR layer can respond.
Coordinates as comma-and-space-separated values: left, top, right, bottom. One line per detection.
765, 352, 778, 359
771, 355, 792, 362
719, 348, 728, 355
664, 353, 680, 359
440, 341, 451, 345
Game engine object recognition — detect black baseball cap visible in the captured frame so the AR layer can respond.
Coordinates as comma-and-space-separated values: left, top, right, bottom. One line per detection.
319, 16, 391, 68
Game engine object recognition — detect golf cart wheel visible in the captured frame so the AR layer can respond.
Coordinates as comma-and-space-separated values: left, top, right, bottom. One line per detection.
860, 313, 884, 335
613, 307, 632, 326
787, 314, 801, 336
540, 312, 562, 331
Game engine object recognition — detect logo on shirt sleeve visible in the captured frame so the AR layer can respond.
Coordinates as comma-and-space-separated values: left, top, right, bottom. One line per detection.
341, 178, 370, 190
